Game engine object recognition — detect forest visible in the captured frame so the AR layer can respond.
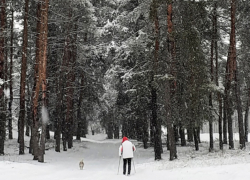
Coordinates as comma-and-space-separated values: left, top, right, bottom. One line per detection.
0, 0, 249, 163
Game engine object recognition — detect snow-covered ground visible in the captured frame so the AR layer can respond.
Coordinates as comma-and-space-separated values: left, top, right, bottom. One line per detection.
1, 131, 250, 180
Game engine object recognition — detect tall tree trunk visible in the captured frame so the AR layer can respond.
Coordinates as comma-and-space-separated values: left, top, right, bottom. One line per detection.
208, 95, 213, 147
65, 54, 73, 148
165, 79, 177, 160
209, 4, 215, 151
225, 0, 237, 150
179, 123, 186, 146
223, 97, 227, 144
60, 66, 67, 151
150, 118, 154, 147
187, 126, 193, 142
37, 0, 49, 162
19, 0, 29, 155
32, 1, 43, 160
53, 36, 65, 152
26, 83, 31, 137
113, 108, 119, 139
66, 17, 78, 149
46, 124, 50, 139
76, 75, 84, 140
151, 85, 162, 160
142, 113, 149, 149
4, 16, 7, 137
235, 68, 245, 149
28, 90, 33, 154
62, 4, 72, 151
45, 70, 50, 140
8, 0, 14, 140
244, 89, 249, 142
231, 2, 244, 149
227, 97, 234, 149
151, 0, 162, 160
193, 127, 199, 151
213, 2, 223, 150
218, 95, 223, 150
0, 0, 6, 155
107, 112, 113, 139
55, 69, 63, 152
166, 0, 177, 160
76, 36, 86, 139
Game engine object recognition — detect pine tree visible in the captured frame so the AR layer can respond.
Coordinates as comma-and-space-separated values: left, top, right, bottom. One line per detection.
8, 0, 14, 140
225, 0, 238, 150
150, 0, 162, 160
37, 0, 49, 162
0, 0, 6, 155
19, 0, 29, 155
31, 0, 49, 161
166, 0, 177, 160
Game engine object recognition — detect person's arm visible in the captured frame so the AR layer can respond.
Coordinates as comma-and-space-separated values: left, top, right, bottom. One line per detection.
132, 144, 136, 152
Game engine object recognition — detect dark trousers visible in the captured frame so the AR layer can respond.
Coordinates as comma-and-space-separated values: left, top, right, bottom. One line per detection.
123, 158, 131, 175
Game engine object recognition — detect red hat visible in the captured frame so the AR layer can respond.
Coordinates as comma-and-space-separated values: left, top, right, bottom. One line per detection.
122, 137, 128, 143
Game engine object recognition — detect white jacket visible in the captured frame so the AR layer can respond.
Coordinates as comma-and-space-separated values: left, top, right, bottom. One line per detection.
119, 140, 136, 159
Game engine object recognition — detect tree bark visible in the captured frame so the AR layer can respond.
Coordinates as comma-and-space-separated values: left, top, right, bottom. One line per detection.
194, 127, 199, 151
142, 114, 149, 149
151, 85, 161, 160
214, 2, 223, 150
25, 81, 31, 137
208, 4, 215, 151
19, 0, 29, 155
218, 94, 223, 150
235, 68, 245, 149
231, 1, 244, 149
37, 0, 49, 163
107, 113, 113, 139
55, 74, 62, 152
179, 123, 186, 146
0, 0, 6, 155
8, 0, 14, 140
165, 79, 177, 160
166, 0, 177, 160
62, 4, 72, 151
244, 89, 249, 142
32, 1, 42, 160
187, 126, 193, 142
54, 43, 66, 152
76, 74, 85, 140
66, 17, 78, 149
149, 0, 162, 160
225, 0, 237, 150
46, 125, 50, 139
223, 97, 227, 144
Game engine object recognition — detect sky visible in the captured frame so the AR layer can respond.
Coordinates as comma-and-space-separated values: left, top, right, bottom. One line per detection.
1, 130, 250, 180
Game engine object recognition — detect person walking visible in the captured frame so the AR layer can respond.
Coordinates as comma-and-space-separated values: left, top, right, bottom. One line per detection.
119, 136, 136, 176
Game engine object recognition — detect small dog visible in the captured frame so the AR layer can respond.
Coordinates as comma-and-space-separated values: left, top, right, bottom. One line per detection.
79, 159, 84, 170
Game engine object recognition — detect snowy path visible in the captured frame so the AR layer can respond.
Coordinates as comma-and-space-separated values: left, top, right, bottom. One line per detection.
1, 134, 250, 180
